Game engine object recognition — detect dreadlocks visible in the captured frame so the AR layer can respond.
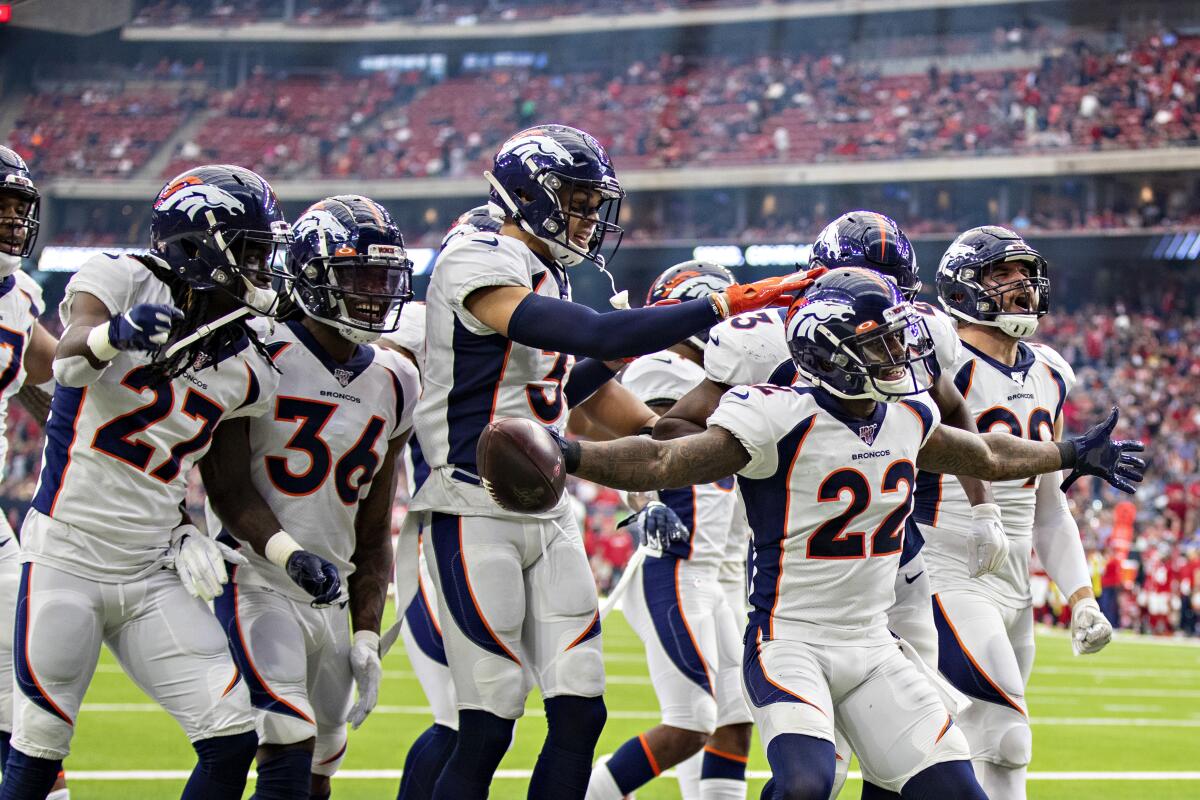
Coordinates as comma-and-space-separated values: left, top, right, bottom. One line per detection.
134, 254, 279, 386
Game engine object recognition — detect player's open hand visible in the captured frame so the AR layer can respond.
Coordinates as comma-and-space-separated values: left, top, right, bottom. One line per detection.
109, 303, 183, 351
618, 501, 690, 551
286, 550, 342, 606
347, 630, 382, 729
712, 267, 827, 319
1061, 407, 1146, 494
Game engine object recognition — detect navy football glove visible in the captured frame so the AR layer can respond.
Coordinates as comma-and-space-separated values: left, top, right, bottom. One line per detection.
108, 303, 183, 351
619, 501, 691, 550
545, 425, 581, 474
1061, 407, 1146, 494
285, 551, 342, 606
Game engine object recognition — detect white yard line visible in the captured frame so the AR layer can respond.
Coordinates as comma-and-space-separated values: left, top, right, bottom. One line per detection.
62, 769, 1200, 781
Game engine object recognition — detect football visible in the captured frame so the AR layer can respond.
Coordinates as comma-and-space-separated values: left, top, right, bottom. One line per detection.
476, 417, 566, 513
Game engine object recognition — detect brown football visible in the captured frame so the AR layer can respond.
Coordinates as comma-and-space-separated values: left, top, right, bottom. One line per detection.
476, 417, 566, 513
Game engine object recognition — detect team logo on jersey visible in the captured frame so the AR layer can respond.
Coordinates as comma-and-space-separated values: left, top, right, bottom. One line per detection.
858, 423, 879, 446
155, 182, 246, 221
333, 367, 354, 387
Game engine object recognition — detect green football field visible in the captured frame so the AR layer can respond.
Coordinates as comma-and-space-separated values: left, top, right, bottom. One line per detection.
57, 607, 1200, 799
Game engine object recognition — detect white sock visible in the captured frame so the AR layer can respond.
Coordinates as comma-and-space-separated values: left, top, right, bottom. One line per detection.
586, 755, 625, 800
974, 760, 1027, 800
701, 777, 747, 800
46, 790, 70, 800
675, 750, 702, 799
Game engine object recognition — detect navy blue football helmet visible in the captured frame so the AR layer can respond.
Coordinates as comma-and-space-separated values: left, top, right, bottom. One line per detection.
810, 211, 920, 299
646, 260, 735, 351
937, 226, 1048, 339
485, 124, 623, 269
150, 164, 292, 315
440, 203, 504, 250
787, 267, 933, 402
290, 195, 413, 344
0, 146, 39, 274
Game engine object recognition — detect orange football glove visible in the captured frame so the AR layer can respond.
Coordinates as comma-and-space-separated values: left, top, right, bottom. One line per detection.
711, 267, 827, 319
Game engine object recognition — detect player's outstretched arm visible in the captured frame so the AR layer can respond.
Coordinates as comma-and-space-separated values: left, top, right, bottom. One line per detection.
466, 269, 823, 362
571, 379, 657, 440
653, 377, 728, 440
917, 408, 1145, 492
566, 426, 750, 491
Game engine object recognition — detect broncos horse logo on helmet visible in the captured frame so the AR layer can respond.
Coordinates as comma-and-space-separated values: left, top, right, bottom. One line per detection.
484, 124, 624, 269
290, 195, 414, 344
810, 211, 920, 300
936, 226, 1049, 339
645, 260, 736, 351
0, 145, 40, 276
788, 268, 934, 402
151, 164, 292, 317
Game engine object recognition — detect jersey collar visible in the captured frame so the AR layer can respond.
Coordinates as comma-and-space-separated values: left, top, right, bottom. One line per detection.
962, 340, 1035, 382
286, 320, 375, 384
798, 384, 888, 439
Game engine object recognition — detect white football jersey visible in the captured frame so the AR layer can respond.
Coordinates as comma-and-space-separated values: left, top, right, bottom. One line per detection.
0, 269, 44, 487
917, 337, 1075, 605
26, 253, 279, 581
212, 320, 419, 602
704, 308, 791, 386
379, 300, 427, 375
621, 351, 737, 567
709, 383, 940, 645
411, 232, 574, 519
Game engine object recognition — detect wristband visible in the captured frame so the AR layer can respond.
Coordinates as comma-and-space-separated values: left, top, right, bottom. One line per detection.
265, 530, 303, 569
1056, 441, 1076, 470
86, 321, 119, 362
563, 439, 582, 473
353, 629, 381, 653
709, 293, 730, 320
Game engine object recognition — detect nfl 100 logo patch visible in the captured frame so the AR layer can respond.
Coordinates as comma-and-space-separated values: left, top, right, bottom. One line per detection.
333, 367, 354, 387
858, 424, 879, 447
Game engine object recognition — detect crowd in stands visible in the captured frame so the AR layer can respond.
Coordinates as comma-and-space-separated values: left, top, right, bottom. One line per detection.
2, 290, 1197, 635
132, 0, 774, 28
7, 27, 1199, 182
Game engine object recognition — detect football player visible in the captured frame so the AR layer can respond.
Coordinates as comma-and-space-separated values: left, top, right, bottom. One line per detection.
380, 203, 503, 800
203, 195, 419, 800
587, 263, 753, 800
411, 123, 821, 798
547, 267, 1144, 800
1, 165, 335, 800
0, 147, 63, 798
915, 227, 1115, 799
658, 211, 1001, 665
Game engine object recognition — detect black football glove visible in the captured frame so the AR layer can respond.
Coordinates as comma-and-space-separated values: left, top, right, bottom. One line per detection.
618, 501, 691, 551
1061, 407, 1146, 494
285, 550, 342, 606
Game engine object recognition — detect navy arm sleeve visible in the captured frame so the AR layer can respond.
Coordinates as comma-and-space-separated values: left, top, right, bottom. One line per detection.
563, 358, 618, 409
506, 293, 719, 361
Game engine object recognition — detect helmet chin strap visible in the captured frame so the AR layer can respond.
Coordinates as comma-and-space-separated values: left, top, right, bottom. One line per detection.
0, 252, 21, 278
994, 314, 1039, 339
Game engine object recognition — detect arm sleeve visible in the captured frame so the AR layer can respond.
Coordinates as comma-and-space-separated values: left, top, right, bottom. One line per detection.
707, 387, 786, 480
564, 358, 618, 409
506, 292, 719, 361
1032, 470, 1091, 599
